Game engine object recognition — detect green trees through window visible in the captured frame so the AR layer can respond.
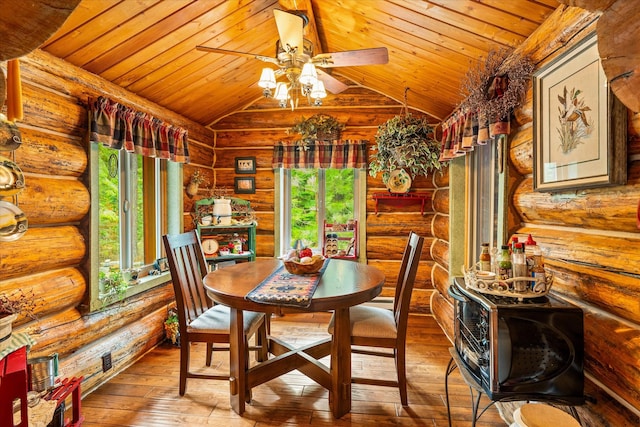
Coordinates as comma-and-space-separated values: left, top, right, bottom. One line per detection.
289, 168, 355, 249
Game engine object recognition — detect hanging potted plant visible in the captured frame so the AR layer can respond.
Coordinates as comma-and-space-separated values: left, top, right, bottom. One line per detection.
289, 114, 345, 149
369, 89, 443, 191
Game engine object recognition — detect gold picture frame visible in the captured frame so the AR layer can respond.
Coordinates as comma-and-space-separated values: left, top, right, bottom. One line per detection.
533, 33, 626, 192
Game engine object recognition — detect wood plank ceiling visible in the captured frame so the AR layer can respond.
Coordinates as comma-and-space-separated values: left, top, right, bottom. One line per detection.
40, 0, 559, 127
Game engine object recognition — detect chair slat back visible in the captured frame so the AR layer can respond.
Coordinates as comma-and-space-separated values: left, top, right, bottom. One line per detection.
163, 231, 212, 329
393, 232, 424, 331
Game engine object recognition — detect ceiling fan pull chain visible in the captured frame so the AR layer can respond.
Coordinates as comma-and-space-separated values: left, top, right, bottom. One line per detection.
403, 87, 410, 117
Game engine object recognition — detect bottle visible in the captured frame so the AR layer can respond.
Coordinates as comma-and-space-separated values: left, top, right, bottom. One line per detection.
497, 245, 512, 281
479, 243, 491, 272
509, 236, 519, 254
524, 234, 543, 276
511, 243, 528, 292
532, 260, 546, 292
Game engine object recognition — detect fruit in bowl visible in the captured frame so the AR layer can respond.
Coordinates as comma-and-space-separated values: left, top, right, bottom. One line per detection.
283, 253, 325, 275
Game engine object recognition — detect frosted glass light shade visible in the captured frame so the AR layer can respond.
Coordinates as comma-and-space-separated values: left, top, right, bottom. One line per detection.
258, 68, 276, 89
311, 80, 327, 99
274, 82, 289, 101
299, 63, 318, 86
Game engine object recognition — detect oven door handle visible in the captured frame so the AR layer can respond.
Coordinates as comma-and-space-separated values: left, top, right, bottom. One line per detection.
447, 283, 468, 302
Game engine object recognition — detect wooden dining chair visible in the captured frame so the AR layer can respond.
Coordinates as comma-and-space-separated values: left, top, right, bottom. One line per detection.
163, 231, 268, 395
328, 231, 424, 406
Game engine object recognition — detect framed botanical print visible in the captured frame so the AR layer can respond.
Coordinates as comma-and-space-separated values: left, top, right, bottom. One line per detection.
533, 32, 626, 192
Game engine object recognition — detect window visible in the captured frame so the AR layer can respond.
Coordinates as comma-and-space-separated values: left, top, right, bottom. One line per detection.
89, 144, 181, 311
448, 137, 507, 274
467, 141, 500, 264
278, 168, 363, 256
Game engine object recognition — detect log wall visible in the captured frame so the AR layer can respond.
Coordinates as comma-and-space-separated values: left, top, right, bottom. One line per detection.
207, 84, 439, 313
430, 5, 640, 425
0, 50, 214, 393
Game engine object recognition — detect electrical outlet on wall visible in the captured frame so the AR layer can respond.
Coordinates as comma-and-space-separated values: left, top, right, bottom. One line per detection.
102, 352, 112, 372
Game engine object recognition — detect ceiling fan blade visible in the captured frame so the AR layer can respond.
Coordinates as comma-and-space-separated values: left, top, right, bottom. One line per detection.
273, 9, 304, 53
317, 69, 349, 94
196, 45, 279, 65
313, 47, 389, 68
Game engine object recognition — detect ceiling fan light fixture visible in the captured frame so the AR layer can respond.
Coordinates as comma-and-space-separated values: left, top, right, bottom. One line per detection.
274, 82, 289, 107
299, 63, 317, 86
311, 80, 327, 101
258, 68, 277, 89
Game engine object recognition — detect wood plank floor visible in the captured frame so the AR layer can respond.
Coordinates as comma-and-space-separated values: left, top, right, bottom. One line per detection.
79, 313, 507, 426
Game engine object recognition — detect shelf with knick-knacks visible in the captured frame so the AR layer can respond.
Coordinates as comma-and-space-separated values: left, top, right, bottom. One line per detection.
322, 219, 358, 260
197, 224, 256, 270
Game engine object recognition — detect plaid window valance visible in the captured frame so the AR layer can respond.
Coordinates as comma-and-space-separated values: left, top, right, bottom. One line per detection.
272, 140, 367, 169
89, 96, 190, 163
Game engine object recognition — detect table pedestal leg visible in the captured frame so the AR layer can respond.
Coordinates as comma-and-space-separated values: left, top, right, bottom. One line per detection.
229, 308, 246, 414
331, 307, 351, 418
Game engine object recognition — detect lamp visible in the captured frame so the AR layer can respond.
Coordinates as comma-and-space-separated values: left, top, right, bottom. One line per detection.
258, 62, 327, 110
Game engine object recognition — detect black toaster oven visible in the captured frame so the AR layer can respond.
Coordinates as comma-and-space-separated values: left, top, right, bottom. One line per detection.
449, 277, 584, 404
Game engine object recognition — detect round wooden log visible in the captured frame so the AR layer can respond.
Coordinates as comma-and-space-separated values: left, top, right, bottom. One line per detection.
18, 176, 89, 224
513, 172, 640, 232
365, 212, 434, 237
25, 284, 173, 358
432, 188, 449, 215
597, 0, 640, 113
512, 86, 533, 128
0, 267, 85, 326
517, 225, 640, 277
12, 126, 86, 177
583, 309, 640, 411
431, 262, 452, 302
430, 238, 449, 271
509, 123, 533, 175
0, 0, 81, 61
430, 291, 454, 344
366, 235, 433, 261
433, 165, 449, 188
431, 213, 449, 242
0, 226, 85, 280
21, 51, 215, 144
58, 307, 168, 395
368, 259, 432, 290
545, 258, 640, 325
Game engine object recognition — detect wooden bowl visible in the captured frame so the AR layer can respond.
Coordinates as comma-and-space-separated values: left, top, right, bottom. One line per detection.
283, 255, 325, 275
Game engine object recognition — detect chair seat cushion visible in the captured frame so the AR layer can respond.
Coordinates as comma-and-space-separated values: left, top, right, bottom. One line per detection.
188, 304, 263, 334
328, 305, 397, 339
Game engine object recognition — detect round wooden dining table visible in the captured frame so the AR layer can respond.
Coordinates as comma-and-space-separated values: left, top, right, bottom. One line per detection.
203, 258, 385, 418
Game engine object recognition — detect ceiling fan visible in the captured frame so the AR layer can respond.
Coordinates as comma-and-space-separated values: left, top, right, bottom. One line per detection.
196, 9, 388, 109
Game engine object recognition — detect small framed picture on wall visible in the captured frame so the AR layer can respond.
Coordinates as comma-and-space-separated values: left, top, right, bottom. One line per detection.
235, 156, 256, 174
234, 177, 255, 194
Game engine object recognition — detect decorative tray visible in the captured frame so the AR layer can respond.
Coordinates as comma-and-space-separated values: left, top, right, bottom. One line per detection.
462, 263, 552, 299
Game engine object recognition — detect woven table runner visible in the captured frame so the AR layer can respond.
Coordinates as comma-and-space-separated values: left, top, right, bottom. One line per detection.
246, 259, 330, 307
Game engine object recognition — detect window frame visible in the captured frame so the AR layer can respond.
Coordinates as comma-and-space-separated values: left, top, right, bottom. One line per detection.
449, 136, 508, 278
88, 143, 181, 312
275, 168, 366, 261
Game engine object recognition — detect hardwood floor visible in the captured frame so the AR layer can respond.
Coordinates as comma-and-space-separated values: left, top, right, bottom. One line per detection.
79, 313, 506, 426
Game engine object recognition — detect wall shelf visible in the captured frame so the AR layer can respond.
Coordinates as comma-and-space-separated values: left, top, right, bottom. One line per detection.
372, 192, 431, 215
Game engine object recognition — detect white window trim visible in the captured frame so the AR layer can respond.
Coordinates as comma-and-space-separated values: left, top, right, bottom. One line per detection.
88, 143, 182, 312
274, 168, 367, 262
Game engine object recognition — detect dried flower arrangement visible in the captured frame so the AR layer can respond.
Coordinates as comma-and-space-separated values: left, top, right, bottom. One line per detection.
190, 170, 207, 185
458, 47, 534, 122
0, 289, 38, 319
